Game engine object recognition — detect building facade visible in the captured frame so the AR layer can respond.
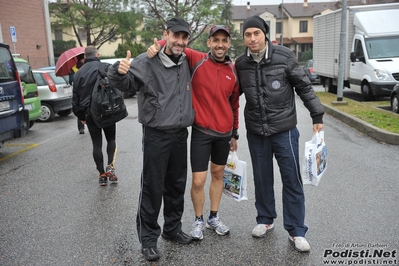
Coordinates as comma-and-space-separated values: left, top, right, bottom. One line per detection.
231, 0, 399, 60
0, 0, 51, 68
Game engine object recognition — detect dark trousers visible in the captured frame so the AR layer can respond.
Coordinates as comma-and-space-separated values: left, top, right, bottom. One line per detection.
247, 127, 308, 237
137, 126, 188, 248
77, 118, 84, 131
86, 115, 116, 174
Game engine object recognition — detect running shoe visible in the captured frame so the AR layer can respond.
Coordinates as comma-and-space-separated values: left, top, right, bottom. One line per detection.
289, 236, 310, 252
99, 173, 108, 186
206, 216, 230, 236
191, 219, 205, 240
251, 223, 274, 237
105, 163, 118, 182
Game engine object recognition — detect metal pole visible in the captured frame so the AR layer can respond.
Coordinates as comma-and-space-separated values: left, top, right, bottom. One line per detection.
43, 0, 55, 66
280, 0, 284, 45
337, 0, 347, 101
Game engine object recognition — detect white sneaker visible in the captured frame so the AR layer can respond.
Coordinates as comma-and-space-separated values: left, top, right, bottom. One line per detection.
206, 216, 230, 236
251, 223, 274, 237
289, 236, 310, 252
190, 219, 205, 240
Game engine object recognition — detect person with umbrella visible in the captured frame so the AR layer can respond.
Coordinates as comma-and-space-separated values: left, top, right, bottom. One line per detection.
56, 47, 86, 134
69, 54, 85, 134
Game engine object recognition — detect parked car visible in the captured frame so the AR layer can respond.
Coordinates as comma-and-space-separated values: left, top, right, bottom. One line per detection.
0, 43, 29, 147
303, 59, 319, 84
39, 66, 69, 84
101, 58, 135, 98
32, 70, 72, 122
390, 83, 399, 114
13, 56, 42, 128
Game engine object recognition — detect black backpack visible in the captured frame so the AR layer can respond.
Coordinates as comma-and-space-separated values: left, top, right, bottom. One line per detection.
89, 63, 128, 128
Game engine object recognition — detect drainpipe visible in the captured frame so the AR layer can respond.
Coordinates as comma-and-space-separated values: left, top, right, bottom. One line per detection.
43, 0, 55, 66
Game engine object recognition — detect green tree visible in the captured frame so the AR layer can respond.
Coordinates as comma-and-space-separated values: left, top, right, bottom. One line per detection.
300, 49, 313, 63
206, 0, 245, 58
219, 0, 245, 58
52, 40, 77, 57
139, 0, 244, 58
137, 0, 225, 46
50, 0, 142, 49
114, 41, 146, 58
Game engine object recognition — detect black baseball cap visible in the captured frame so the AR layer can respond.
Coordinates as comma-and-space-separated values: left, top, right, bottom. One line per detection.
209, 25, 231, 38
166, 18, 191, 35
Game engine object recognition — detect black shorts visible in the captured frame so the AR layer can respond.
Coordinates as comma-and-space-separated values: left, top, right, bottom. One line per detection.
190, 128, 231, 172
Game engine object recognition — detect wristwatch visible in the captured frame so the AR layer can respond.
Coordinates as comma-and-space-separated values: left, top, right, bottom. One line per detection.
231, 133, 239, 140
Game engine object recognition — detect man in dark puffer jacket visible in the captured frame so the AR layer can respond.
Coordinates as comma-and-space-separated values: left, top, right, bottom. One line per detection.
235, 15, 324, 253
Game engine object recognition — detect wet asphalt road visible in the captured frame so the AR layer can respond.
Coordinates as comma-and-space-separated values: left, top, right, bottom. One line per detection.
0, 85, 398, 266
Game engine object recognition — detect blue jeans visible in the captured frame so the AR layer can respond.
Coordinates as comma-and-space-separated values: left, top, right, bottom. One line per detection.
247, 127, 308, 237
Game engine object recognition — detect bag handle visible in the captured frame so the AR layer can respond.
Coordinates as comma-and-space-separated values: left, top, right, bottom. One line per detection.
230, 150, 239, 161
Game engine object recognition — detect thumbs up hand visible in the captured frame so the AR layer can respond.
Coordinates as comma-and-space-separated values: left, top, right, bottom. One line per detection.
118, 50, 131, 75
147, 38, 161, 58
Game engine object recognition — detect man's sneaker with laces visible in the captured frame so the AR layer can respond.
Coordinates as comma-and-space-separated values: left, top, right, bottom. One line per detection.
191, 219, 205, 240
251, 223, 274, 237
289, 236, 310, 252
105, 164, 118, 182
206, 216, 230, 236
99, 173, 108, 186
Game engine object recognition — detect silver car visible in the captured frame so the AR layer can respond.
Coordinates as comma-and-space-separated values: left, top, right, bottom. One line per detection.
303, 59, 319, 84
32, 70, 73, 122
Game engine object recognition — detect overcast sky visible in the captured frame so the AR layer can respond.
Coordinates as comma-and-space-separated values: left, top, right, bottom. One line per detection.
232, 0, 334, 5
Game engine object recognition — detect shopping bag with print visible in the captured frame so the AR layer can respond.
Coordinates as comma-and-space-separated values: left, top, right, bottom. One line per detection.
302, 131, 327, 186
223, 151, 248, 201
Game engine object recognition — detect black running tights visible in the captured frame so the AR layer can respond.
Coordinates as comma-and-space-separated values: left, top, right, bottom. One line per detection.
86, 115, 116, 174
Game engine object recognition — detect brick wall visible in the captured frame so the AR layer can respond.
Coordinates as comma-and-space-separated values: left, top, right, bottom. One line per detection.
0, 0, 50, 68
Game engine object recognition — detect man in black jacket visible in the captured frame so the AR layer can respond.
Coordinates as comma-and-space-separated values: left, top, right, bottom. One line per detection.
72, 46, 118, 186
235, 16, 324, 252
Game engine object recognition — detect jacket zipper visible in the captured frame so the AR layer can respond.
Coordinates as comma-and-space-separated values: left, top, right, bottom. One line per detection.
206, 65, 220, 134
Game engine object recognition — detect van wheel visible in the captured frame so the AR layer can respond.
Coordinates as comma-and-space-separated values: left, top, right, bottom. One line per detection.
392, 94, 399, 113
58, 109, 72, 116
327, 78, 337, 94
361, 83, 374, 101
39, 103, 55, 122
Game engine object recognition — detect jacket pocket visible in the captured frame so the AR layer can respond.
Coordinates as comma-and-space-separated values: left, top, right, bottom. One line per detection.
261, 68, 291, 108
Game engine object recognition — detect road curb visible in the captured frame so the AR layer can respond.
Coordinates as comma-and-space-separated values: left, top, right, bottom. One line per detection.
322, 103, 399, 145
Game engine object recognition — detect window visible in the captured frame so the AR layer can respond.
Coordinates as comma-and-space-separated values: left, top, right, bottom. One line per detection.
354, 39, 364, 58
54, 29, 63, 41
0, 48, 16, 81
301, 43, 312, 52
276, 22, 282, 34
15, 62, 35, 84
78, 29, 87, 40
299, 21, 308, 33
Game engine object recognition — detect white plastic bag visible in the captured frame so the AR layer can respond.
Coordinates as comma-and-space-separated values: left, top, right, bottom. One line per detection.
302, 131, 327, 186
223, 151, 248, 201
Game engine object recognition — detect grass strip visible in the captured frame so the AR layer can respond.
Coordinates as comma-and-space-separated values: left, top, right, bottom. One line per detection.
316, 92, 399, 134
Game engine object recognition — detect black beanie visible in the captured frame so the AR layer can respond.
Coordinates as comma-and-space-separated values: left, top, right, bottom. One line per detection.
242, 16, 269, 37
